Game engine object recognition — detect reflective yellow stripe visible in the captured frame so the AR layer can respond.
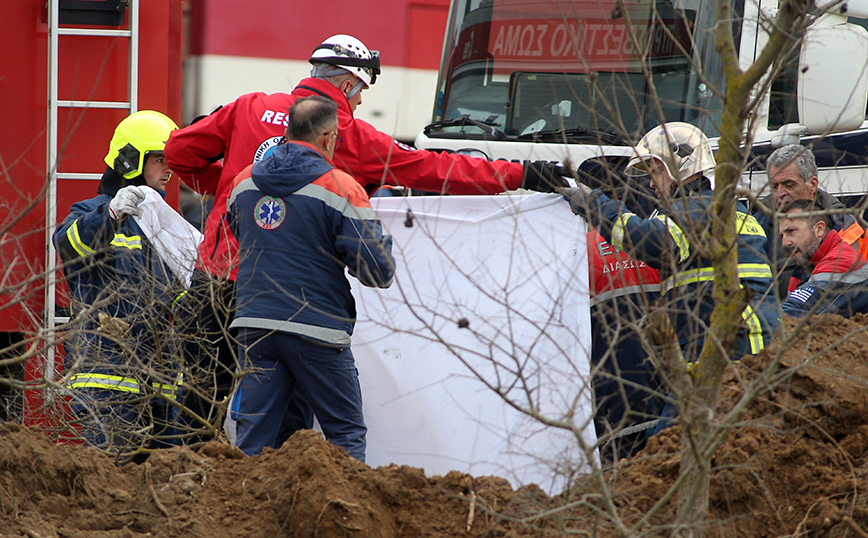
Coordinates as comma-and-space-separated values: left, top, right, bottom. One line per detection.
111, 234, 142, 250
735, 212, 766, 237
611, 213, 634, 251
68, 374, 181, 400
661, 263, 773, 294
68, 373, 141, 393
151, 382, 178, 400
737, 263, 774, 280
66, 220, 95, 257
171, 290, 188, 310
741, 304, 764, 354
653, 215, 690, 263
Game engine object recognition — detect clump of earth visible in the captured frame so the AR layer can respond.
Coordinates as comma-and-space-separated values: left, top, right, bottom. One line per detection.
3, 314, 868, 537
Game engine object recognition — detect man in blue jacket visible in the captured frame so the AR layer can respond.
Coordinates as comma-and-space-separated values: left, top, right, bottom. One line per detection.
53, 111, 182, 458
226, 96, 394, 461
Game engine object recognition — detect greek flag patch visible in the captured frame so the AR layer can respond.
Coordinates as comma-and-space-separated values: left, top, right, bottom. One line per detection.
789, 287, 815, 303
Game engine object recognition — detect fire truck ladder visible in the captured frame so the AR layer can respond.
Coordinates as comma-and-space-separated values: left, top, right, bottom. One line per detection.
44, 0, 140, 397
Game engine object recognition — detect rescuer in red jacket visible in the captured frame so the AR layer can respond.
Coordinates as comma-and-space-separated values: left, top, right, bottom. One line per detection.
165, 34, 570, 444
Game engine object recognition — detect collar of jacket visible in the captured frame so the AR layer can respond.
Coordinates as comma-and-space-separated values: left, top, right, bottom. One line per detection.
810, 228, 867, 274
288, 140, 335, 165
292, 78, 354, 122
96, 166, 146, 197
670, 175, 712, 198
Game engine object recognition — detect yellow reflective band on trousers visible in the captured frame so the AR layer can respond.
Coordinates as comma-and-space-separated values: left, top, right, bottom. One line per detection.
653, 214, 690, 263
67, 220, 95, 257
661, 263, 773, 294
741, 304, 764, 354
68, 373, 140, 393
611, 213, 635, 252
110, 234, 143, 250
68, 374, 179, 401
152, 382, 178, 400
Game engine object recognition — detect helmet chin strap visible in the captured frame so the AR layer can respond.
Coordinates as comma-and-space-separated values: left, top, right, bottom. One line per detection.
311, 63, 366, 99
346, 79, 365, 99
311, 63, 348, 79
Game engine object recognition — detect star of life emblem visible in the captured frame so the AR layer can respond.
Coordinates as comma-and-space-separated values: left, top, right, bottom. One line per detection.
254, 196, 286, 230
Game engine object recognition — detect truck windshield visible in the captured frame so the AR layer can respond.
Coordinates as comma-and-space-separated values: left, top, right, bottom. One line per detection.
430, 0, 742, 142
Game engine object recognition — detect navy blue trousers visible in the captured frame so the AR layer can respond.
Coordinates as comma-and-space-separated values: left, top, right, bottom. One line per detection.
231, 329, 366, 461
71, 389, 177, 453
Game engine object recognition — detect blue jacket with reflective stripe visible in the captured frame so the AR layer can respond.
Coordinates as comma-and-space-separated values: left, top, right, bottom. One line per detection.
576, 178, 779, 361
227, 141, 394, 347
53, 174, 178, 373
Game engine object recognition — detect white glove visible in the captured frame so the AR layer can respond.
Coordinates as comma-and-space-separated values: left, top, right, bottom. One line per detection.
109, 186, 146, 221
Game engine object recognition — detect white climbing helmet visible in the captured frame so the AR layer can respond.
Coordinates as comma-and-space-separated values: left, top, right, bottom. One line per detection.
309, 34, 381, 87
626, 122, 716, 182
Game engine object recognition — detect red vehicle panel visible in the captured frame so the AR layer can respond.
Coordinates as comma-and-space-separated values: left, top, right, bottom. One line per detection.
0, 1, 183, 429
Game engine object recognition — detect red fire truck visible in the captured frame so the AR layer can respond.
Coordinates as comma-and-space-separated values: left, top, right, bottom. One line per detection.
0, 0, 183, 428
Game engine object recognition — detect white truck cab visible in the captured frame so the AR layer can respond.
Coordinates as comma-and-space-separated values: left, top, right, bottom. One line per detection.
415, 0, 868, 206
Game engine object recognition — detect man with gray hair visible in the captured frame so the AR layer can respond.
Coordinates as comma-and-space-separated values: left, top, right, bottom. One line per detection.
753, 144, 867, 298
225, 96, 395, 460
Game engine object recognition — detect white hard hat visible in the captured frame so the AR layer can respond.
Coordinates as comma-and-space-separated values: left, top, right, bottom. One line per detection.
309, 34, 381, 87
626, 122, 716, 182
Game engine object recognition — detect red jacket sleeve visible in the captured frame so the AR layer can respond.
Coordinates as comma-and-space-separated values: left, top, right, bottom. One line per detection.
333, 118, 525, 195
165, 101, 240, 196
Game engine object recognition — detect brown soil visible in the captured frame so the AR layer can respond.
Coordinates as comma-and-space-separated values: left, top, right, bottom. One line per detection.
4, 314, 868, 537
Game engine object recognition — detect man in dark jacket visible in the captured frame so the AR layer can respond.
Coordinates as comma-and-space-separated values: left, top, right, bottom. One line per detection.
780, 199, 868, 317
225, 96, 394, 461
753, 144, 866, 299
563, 122, 779, 434
53, 111, 183, 457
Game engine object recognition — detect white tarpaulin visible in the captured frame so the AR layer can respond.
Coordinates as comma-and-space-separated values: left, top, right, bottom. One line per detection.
134, 186, 203, 288
352, 193, 595, 493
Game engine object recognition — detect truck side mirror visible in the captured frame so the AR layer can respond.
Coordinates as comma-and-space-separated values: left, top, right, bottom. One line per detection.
798, 13, 868, 133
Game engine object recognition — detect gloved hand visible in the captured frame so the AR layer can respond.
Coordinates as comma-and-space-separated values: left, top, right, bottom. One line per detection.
521, 161, 572, 192
557, 184, 594, 215
108, 186, 145, 221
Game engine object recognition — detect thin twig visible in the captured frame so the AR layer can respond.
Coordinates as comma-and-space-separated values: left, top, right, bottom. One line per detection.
844, 516, 868, 538
466, 490, 476, 532
150, 484, 170, 518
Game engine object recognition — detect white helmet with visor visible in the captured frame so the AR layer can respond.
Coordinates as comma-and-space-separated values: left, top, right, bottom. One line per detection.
626, 122, 716, 183
309, 34, 381, 88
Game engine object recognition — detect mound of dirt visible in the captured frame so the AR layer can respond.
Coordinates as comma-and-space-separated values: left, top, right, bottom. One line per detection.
2, 314, 868, 537
614, 314, 868, 538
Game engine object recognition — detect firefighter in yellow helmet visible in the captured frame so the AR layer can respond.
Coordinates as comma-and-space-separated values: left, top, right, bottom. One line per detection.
563, 122, 779, 435
101, 110, 178, 195
53, 110, 193, 459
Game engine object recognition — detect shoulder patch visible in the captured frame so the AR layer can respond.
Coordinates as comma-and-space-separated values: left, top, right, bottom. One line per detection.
254, 136, 284, 162
789, 287, 815, 304
393, 140, 414, 152
254, 196, 286, 230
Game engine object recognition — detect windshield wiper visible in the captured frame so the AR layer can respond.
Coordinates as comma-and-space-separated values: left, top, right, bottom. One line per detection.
517, 126, 624, 145
423, 115, 507, 140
